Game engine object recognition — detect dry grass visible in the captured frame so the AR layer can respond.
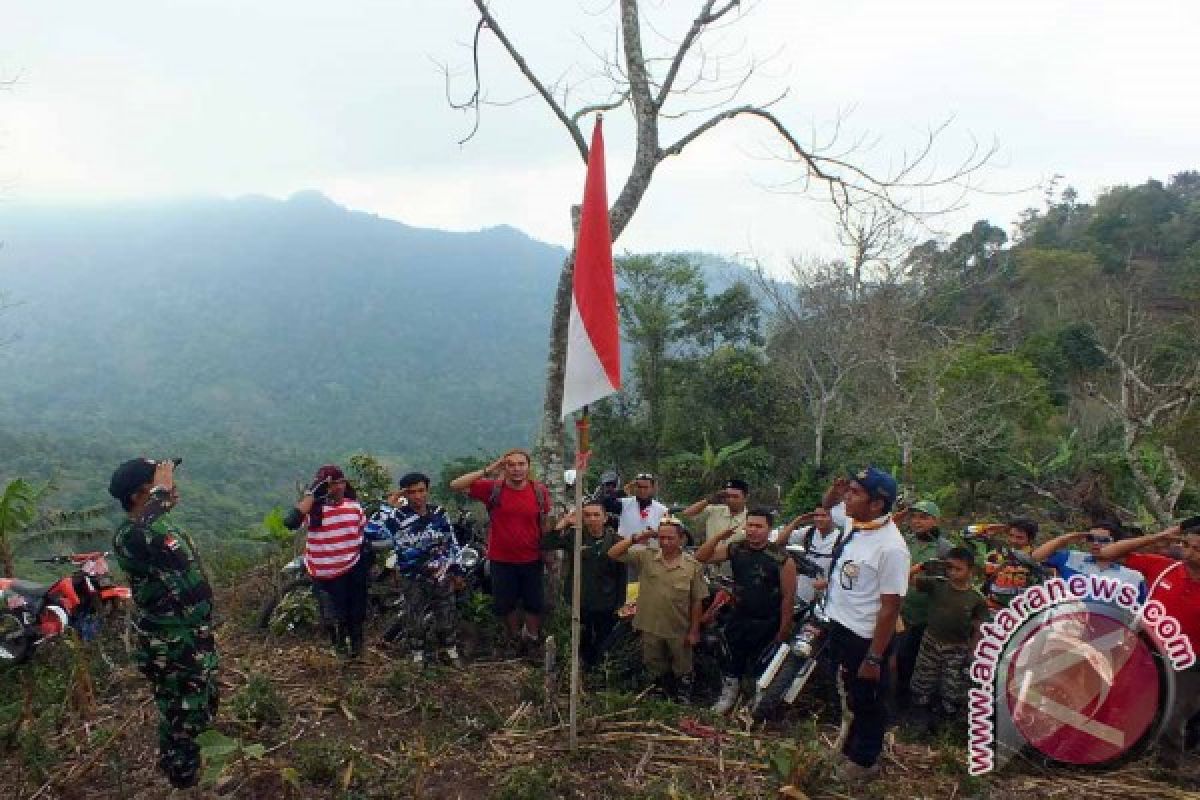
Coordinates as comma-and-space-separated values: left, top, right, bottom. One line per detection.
0, 580, 1196, 799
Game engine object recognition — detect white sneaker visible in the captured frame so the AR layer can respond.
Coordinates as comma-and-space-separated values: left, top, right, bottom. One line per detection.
712, 676, 740, 714
411, 650, 425, 667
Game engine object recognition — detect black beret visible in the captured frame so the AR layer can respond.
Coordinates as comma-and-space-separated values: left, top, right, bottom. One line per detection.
108, 458, 156, 504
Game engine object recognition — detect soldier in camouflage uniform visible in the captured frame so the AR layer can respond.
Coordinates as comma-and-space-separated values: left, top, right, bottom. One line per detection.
108, 457, 218, 789
696, 508, 798, 714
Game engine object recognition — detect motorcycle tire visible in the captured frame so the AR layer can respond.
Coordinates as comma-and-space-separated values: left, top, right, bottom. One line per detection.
749, 655, 804, 722
259, 579, 325, 636
0, 610, 32, 665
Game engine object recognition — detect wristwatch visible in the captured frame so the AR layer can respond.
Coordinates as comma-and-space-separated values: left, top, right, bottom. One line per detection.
863, 653, 884, 667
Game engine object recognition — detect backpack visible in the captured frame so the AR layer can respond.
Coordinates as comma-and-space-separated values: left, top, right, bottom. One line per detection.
486, 480, 552, 531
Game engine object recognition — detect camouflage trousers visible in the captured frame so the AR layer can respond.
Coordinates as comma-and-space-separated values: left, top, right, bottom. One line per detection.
396, 576, 457, 651
909, 634, 970, 715
134, 622, 220, 788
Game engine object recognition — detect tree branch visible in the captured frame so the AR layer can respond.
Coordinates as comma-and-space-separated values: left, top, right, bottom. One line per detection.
467, 0, 589, 162
653, 0, 743, 111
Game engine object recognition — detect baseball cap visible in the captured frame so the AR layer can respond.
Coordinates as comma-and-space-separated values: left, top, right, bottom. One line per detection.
848, 466, 898, 504
313, 464, 346, 483
910, 500, 941, 518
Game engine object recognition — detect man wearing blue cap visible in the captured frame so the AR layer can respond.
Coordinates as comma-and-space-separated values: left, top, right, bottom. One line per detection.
823, 466, 910, 784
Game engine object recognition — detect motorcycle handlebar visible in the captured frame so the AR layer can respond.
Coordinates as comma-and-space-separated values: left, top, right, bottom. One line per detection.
32, 551, 109, 565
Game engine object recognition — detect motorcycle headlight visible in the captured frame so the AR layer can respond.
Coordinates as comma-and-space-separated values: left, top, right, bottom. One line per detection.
458, 547, 480, 570
793, 641, 813, 658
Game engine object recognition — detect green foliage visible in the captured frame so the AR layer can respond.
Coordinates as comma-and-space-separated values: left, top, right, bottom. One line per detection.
347, 452, 393, 516
267, 586, 321, 637
0, 477, 114, 578
494, 765, 562, 800
196, 728, 266, 786
230, 674, 286, 729
435, 454, 490, 510
782, 468, 825, 517
250, 507, 296, 557
16, 723, 58, 782
293, 737, 345, 784
663, 433, 768, 499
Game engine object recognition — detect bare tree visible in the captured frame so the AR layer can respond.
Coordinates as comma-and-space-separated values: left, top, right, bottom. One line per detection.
1087, 286, 1200, 524
835, 203, 913, 296
446, 0, 995, 499
757, 259, 863, 471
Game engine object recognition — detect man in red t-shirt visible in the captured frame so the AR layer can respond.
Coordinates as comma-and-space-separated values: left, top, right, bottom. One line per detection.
451, 448, 553, 650
1101, 519, 1200, 773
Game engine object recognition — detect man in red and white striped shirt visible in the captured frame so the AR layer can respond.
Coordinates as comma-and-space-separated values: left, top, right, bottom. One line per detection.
284, 464, 368, 657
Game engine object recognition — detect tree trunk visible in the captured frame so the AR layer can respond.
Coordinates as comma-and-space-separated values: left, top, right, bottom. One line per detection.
813, 402, 827, 471
901, 427, 914, 500
533, 248, 575, 506
1, 538, 13, 579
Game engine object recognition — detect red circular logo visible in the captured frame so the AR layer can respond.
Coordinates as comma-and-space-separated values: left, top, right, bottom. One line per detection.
1002, 610, 1161, 765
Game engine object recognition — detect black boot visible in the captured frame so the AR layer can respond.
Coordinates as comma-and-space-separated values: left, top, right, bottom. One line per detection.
330, 624, 348, 657
347, 623, 364, 660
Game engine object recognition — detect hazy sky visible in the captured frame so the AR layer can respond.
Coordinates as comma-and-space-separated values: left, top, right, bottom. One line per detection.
4, 1, 1198, 271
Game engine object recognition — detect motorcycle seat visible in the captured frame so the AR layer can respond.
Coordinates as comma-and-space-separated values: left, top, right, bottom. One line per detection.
5, 580, 51, 599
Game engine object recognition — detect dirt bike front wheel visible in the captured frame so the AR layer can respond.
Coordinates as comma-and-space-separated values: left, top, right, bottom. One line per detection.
749, 654, 803, 722
0, 610, 32, 665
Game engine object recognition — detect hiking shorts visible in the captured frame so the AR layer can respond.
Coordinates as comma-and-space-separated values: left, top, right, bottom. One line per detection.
490, 560, 544, 615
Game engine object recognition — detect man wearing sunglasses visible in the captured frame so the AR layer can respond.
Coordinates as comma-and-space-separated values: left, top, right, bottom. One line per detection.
1031, 521, 1147, 602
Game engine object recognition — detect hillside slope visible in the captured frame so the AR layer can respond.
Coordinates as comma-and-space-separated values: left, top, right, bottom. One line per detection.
0, 192, 563, 467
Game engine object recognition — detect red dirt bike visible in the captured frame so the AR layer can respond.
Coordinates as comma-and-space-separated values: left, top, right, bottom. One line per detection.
0, 551, 133, 664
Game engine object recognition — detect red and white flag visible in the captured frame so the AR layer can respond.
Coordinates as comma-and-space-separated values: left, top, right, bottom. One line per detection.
561, 117, 621, 418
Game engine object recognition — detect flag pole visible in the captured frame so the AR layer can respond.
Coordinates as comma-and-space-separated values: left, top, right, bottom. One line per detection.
569, 406, 589, 751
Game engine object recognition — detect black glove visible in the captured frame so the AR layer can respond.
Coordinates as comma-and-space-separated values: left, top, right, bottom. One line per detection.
306, 476, 330, 499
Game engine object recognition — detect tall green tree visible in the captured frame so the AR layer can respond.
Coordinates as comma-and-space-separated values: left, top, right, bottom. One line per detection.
615, 254, 706, 466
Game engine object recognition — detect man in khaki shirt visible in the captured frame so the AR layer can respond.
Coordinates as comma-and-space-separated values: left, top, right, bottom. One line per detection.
608, 518, 707, 701
681, 478, 750, 546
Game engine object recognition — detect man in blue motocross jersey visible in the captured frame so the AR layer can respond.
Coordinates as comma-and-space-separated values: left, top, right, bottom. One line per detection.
369, 472, 462, 667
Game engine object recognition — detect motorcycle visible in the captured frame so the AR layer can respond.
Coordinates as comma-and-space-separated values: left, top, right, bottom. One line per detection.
258, 508, 484, 637
0, 552, 133, 665
747, 545, 830, 721
382, 539, 482, 646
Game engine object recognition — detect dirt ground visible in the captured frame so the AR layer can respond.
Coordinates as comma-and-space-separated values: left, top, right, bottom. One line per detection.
1, 583, 1197, 800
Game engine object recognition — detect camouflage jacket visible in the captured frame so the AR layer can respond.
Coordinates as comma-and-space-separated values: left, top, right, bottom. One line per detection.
728, 540, 786, 620
113, 492, 214, 630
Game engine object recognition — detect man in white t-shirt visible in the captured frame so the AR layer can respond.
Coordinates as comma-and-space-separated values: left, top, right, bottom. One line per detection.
821, 466, 910, 783
773, 505, 847, 606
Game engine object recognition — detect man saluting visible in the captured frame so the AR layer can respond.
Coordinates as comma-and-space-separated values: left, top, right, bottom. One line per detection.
109, 457, 218, 789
